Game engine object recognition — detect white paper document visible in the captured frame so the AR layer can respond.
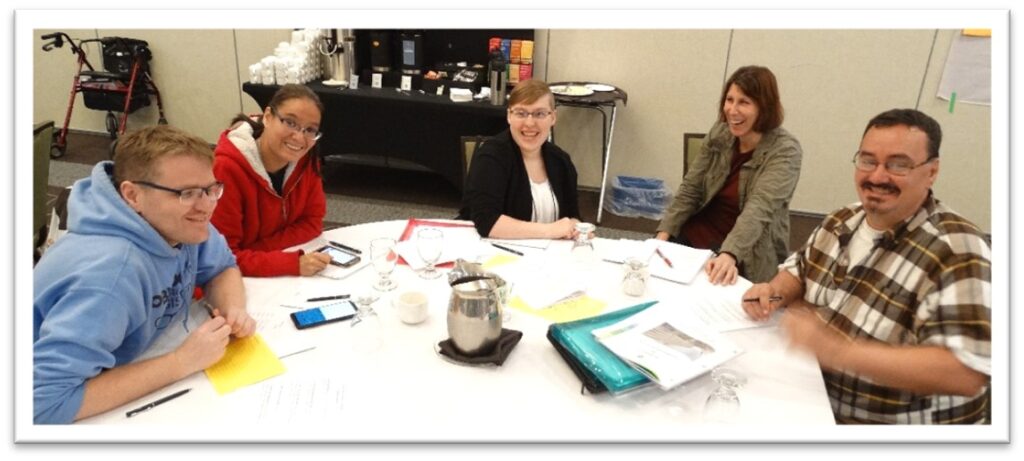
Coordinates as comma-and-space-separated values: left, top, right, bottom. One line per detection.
592, 303, 743, 390
243, 376, 345, 425
485, 237, 552, 250
603, 238, 713, 285
685, 277, 776, 332
394, 226, 482, 270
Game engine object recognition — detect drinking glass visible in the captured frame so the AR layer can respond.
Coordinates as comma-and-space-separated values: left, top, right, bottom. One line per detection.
370, 237, 398, 292
350, 285, 382, 354
416, 228, 444, 280
703, 367, 747, 424
570, 222, 597, 264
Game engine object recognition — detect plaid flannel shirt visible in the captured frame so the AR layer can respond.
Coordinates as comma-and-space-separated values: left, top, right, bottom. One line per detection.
781, 194, 991, 424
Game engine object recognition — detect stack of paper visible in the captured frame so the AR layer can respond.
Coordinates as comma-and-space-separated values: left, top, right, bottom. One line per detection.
592, 304, 743, 390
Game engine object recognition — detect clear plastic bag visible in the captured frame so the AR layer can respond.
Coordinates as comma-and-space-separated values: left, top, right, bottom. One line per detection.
603, 175, 671, 220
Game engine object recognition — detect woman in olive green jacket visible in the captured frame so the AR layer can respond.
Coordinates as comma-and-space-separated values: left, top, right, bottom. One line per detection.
656, 66, 802, 284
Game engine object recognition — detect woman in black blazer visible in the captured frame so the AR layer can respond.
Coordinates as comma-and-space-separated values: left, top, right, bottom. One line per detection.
458, 79, 581, 239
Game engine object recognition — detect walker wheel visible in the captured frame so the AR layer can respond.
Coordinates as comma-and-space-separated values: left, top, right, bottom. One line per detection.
105, 112, 118, 139
49, 143, 66, 159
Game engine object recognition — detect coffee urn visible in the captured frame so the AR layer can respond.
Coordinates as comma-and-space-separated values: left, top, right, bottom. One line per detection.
488, 48, 507, 105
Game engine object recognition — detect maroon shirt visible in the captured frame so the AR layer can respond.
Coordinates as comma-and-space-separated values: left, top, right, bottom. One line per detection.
680, 145, 753, 250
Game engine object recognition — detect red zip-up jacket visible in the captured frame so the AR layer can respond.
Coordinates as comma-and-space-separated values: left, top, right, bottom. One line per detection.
211, 124, 326, 277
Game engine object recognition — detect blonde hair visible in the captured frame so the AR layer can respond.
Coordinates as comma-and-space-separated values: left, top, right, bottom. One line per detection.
508, 79, 554, 109
112, 125, 214, 186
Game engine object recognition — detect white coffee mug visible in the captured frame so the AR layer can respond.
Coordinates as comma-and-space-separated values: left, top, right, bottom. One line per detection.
394, 291, 428, 324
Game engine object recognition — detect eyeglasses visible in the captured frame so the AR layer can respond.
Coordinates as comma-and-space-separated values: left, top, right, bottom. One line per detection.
133, 180, 225, 206
852, 152, 935, 176
270, 107, 322, 141
509, 109, 553, 120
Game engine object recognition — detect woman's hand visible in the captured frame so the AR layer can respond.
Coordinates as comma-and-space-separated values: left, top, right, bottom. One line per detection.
547, 217, 580, 240
654, 231, 671, 241
705, 252, 738, 286
299, 252, 331, 276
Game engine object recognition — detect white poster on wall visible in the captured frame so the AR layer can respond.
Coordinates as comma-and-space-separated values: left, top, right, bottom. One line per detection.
937, 31, 991, 106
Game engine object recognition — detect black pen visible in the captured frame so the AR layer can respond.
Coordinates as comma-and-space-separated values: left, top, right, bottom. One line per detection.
742, 296, 783, 303
125, 388, 191, 418
491, 243, 524, 256
306, 294, 350, 302
328, 240, 362, 255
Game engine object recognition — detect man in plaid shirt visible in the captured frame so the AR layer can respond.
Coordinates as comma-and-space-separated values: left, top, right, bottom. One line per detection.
742, 109, 990, 424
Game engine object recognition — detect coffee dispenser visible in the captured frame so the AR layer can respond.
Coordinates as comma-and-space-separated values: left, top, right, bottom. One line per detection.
339, 28, 357, 79
399, 30, 423, 76
488, 48, 507, 105
369, 30, 392, 72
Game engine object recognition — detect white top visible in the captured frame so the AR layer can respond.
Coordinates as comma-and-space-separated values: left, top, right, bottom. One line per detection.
848, 220, 885, 266
530, 180, 559, 224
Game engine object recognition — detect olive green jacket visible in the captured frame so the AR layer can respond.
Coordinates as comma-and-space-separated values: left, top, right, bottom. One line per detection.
657, 121, 803, 282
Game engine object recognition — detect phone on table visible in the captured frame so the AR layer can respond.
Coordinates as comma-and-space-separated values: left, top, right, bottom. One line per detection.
290, 301, 358, 330
317, 245, 361, 268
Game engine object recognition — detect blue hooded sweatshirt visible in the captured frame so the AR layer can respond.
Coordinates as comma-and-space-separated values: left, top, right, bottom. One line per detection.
33, 161, 237, 424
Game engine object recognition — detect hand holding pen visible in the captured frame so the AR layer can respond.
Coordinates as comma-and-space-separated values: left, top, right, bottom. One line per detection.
740, 283, 784, 321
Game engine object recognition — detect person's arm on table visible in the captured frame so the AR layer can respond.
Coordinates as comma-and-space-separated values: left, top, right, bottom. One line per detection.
203, 267, 255, 337
75, 315, 232, 421
488, 214, 578, 240
780, 306, 988, 396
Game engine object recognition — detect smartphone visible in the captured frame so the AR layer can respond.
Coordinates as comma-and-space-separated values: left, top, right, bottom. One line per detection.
290, 301, 358, 330
317, 245, 361, 267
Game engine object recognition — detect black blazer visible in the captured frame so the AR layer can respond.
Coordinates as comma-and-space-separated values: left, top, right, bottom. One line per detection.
458, 130, 581, 237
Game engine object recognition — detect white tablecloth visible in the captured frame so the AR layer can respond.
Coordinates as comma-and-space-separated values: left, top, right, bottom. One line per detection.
77, 220, 835, 441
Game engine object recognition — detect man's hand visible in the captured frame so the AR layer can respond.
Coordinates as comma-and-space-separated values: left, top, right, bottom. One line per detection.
779, 306, 848, 369
705, 252, 738, 286
172, 316, 232, 373
220, 306, 257, 338
299, 252, 331, 276
741, 282, 781, 321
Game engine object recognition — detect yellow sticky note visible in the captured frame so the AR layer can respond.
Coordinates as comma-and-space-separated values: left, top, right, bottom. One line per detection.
482, 253, 519, 270
509, 295, 607, 323
963, 29, 991, 37
204, 334, 286, 395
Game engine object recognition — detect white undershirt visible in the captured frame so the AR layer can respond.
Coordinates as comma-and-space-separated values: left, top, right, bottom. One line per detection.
847, 220, 885, 267
529, 180, 559, 223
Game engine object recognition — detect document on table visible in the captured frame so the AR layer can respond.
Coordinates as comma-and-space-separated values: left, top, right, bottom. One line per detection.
686, 277, 777, 331
205, 334, 286, 395
508, 294, 607, 323
394, 226, 483, 270
484, 237, 552, 250
603, 238, 713, 285
252, 377, 345, 424
592, 303, 743, 390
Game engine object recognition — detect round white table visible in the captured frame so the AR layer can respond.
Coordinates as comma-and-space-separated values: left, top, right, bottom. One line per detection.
77, 220, 835, 441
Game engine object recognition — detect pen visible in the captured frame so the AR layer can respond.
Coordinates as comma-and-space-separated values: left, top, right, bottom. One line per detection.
306, 294, 350, 302
202, 302, 216, 319
491, 243, 524, 256
328, 240, 362, 255
125, 388, 191, 418
742, 296, 783, 303
655, 248, 674, 268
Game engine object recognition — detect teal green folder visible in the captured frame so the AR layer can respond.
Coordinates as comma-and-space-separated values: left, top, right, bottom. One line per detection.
547, 301, 658, 394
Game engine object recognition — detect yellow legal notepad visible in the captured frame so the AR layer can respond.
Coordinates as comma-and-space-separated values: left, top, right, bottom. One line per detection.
509, 295, 607, 323
205, 334, 286, 395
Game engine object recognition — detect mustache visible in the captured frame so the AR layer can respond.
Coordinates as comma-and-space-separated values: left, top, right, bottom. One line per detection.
861, 180, 900, 194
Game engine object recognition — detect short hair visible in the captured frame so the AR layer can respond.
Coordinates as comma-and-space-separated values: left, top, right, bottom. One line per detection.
718, 66, 784, 133
862, 109, 942, 159
112, 125, 214, 187
508, 79, 554, 109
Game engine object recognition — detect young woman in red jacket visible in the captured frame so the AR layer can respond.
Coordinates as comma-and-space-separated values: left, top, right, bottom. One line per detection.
212, 84, 331, 277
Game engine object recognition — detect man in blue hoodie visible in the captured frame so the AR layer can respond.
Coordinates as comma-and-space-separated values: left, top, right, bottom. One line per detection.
34, 125, 257, 424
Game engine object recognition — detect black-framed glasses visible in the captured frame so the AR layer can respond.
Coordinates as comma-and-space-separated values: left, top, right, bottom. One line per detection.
852, 152, 935, 177
270, 106, 322, 141
509, 109, 553, 120
133, 180, 225, 206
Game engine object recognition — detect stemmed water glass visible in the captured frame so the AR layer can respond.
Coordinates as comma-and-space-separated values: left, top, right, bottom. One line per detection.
416, 228, 444, 279
370, 237, 398, 292
703, 367, 747, 423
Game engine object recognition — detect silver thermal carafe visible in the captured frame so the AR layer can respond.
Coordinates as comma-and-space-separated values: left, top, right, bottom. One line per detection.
488, 49, 507, 105
446, 260, 507, 356
340, 29, 357, 79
